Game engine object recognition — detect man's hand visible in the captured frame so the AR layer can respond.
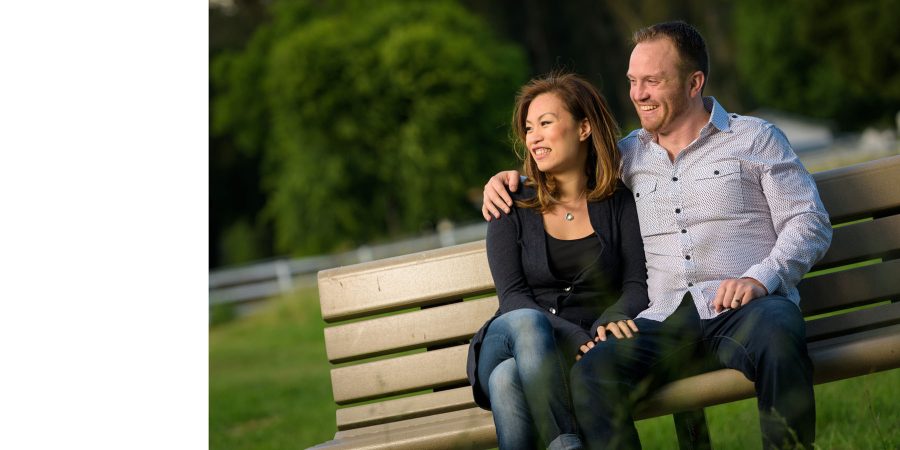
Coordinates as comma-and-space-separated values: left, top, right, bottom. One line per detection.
482, 170, 522, 220
595, 320, 639, 342
713, 277, 768, 313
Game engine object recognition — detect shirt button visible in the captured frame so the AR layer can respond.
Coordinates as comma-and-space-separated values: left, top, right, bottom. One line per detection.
635, 192, 640, 198
549, 307, 557, 315
672, 176, 678, 182
675, 208, 681, 213
714, 170, 720, 175
688, 282, 694, 287
564, 286, 572, 292
681, 229, 687, 233
685, 255, 691, 260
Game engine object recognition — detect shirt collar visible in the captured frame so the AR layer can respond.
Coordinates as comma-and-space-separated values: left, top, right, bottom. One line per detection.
705, 96, 732, 133
636, 96, 732, 144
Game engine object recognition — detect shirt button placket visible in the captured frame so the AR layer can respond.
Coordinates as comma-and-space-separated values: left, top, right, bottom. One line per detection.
673, 164, 696, 291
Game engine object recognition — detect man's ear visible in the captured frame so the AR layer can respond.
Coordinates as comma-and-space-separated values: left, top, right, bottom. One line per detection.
689, 70, 705, 98
579, 118, 592, 142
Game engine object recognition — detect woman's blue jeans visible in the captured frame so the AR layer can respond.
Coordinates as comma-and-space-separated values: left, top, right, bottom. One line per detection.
477, 308, 584, 450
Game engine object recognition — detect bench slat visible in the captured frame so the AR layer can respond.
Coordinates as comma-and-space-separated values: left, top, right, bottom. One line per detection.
634, 324, 900, 418
799, 259, 900, 315
318, 241, 493, 323
335, 386, 475, 431
813, 155, 900, 223
321, 277, 899, 366
331, 345, 468, 404
806, 301, 900, 342
312, 407, 496, 450
812, 215, 900, 270
325, 297, 498, 363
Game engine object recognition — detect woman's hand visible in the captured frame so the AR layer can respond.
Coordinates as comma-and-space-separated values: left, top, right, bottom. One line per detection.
575, 339, 595, 361
595, 320, 639, 342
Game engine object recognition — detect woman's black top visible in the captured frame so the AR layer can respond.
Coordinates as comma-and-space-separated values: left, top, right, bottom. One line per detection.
545, 231, 602, 282
466, 183, 650, 409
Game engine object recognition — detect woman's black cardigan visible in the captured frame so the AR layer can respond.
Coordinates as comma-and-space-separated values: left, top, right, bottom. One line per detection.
466, 183, 650, 409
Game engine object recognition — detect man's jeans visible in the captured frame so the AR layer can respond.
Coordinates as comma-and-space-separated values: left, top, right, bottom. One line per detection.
570, 295, 815, 450
477, 308, 584, 450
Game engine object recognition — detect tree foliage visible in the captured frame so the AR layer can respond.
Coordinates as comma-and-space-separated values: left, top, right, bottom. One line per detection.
212, 0, 526, 256
734, 0, 900, 130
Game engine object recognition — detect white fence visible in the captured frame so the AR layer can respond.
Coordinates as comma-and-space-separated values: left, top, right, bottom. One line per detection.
209, 221, 488, 313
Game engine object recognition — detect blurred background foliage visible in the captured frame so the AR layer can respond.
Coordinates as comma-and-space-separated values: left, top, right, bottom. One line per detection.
210, 0, 900, 267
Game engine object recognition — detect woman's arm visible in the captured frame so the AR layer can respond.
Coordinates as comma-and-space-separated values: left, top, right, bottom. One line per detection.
591, 189, 650, 337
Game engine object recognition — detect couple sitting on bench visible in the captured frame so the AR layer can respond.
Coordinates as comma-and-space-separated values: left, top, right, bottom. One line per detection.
470, 21, 831, 450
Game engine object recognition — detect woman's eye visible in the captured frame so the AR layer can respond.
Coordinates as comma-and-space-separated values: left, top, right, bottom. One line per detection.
541, 121, 551, 126
524, 126, 532, 133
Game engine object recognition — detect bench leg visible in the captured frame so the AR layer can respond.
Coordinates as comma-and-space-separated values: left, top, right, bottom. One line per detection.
673, 409, 711, 450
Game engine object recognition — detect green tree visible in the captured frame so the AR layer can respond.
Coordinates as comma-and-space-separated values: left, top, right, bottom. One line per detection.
734, 0, 900, 130
212, 0, 526, 256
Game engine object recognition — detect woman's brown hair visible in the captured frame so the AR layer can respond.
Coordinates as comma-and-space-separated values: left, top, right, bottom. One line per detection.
511, 72, 621, 212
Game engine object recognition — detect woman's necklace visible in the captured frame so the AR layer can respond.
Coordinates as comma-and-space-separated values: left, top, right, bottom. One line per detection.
561, 192, 585, 222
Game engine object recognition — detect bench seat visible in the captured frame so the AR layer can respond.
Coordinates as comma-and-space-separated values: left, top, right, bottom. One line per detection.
310, 155, 900, 449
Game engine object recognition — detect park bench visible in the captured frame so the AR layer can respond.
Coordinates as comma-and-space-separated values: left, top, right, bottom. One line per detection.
309, 155, 900, 450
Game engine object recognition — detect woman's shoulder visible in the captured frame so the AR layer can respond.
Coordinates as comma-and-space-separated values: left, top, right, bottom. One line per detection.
589, 181, 634, 206
511, 183, 537, 202
612, 181, 635, 201
487, 184, 536, 230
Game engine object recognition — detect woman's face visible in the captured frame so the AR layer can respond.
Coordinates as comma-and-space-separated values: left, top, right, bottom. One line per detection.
524, 93, 588, 175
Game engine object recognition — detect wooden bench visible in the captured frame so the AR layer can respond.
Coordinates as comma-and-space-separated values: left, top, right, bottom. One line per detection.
309, 155, 900, 450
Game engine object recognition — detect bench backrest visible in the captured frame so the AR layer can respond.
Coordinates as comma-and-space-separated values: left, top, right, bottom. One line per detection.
317, 155, 900, 432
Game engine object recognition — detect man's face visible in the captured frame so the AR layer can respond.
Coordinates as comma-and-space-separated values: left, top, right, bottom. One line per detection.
627, 38, 692, 135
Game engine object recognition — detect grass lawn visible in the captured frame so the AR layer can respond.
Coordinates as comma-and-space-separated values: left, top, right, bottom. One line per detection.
210, 288, 899, 449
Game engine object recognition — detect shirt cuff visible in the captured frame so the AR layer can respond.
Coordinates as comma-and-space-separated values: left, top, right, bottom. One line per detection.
591, 313, 629, 338
564, 329, 592, 358
741, 264, 781, 296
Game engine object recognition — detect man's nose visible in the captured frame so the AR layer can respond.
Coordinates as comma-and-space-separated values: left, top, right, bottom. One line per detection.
632, 83, 648, 101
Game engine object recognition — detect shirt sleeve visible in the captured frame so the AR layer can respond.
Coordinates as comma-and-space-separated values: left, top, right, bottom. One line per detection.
740, 124, 833, 295
486, 203, 591, 356
592, 189, 651, 335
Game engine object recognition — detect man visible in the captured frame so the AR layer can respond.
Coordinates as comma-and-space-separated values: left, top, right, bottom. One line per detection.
481, 21, 832, 449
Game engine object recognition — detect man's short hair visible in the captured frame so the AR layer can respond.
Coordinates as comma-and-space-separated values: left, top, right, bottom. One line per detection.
633, 21, 709, 92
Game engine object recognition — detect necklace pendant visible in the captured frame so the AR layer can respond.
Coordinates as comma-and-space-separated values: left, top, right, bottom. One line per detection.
564, 212, 574, 221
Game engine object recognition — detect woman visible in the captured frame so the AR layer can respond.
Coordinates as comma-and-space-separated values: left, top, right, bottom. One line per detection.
466, 72, 649, 450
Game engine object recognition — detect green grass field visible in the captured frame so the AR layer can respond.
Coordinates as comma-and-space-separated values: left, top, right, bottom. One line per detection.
210, 288, 899, 449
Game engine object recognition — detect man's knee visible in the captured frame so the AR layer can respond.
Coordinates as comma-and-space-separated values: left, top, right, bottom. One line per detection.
735, 297, 810, 369
740, 297, 806, 342
569, 344, 617, 401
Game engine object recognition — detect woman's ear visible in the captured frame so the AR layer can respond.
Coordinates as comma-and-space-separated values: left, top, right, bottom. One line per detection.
579, 118, 591, 142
